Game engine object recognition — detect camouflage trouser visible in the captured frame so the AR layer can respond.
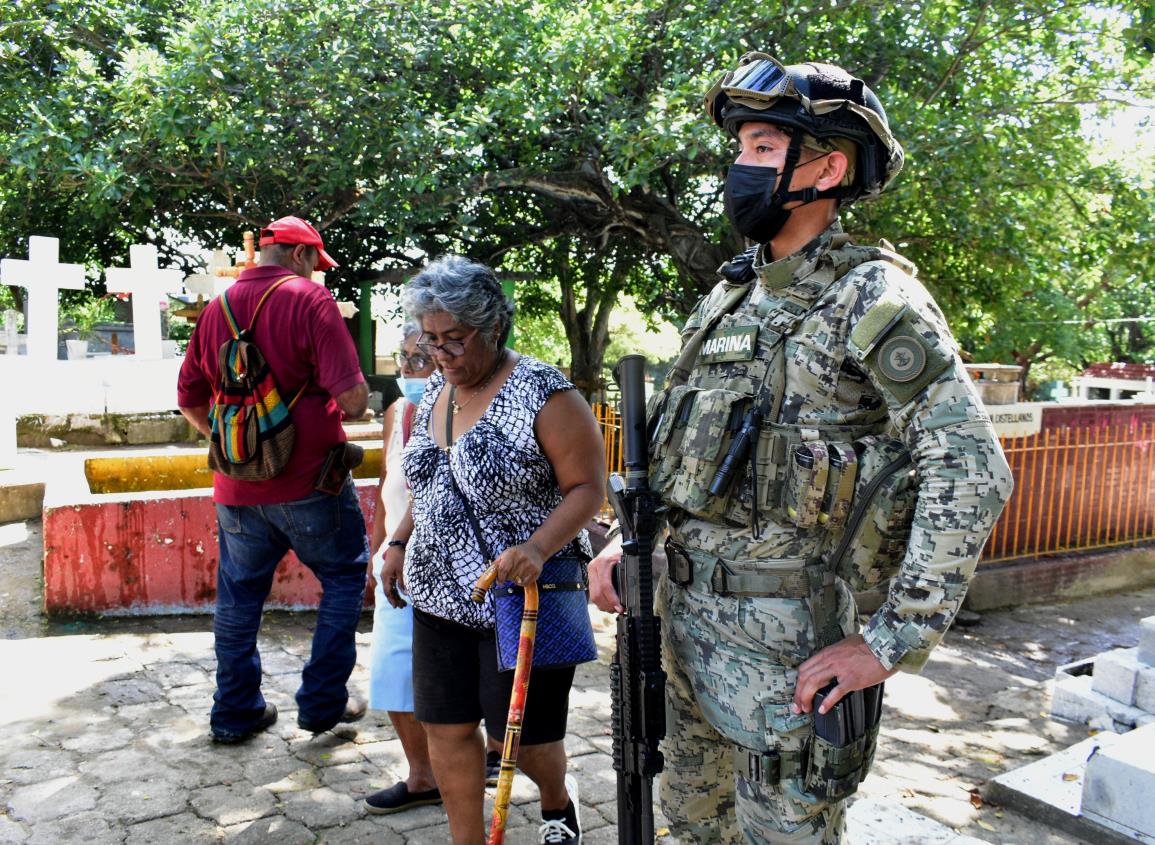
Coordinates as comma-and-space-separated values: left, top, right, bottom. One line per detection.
657, 576, 854, 844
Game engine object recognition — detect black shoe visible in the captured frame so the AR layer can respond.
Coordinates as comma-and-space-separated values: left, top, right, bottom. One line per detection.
212, 703, 278, 745
485, 750, 501, 787
298, 696, 367, 734
364, 781, 443, 815
538, 774, 581, 843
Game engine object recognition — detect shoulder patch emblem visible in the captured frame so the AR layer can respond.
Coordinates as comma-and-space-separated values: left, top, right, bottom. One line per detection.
877, 335, 926, 383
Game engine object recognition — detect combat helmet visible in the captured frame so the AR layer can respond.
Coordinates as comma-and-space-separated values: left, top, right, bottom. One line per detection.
704, 53, 904, 201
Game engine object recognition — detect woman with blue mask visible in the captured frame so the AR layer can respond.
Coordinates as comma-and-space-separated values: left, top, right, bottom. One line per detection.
364, 322, 442, 815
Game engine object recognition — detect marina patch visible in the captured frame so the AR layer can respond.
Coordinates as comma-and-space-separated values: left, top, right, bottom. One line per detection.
699, 325, 759, 363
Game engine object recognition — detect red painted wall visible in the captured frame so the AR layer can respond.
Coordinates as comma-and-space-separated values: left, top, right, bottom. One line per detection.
43, 485, 378, 615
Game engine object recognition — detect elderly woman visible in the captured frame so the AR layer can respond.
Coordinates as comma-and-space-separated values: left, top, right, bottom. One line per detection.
380, 256, 605, 845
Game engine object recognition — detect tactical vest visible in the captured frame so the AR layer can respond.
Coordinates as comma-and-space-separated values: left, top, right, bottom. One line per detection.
649, 236, 919, 596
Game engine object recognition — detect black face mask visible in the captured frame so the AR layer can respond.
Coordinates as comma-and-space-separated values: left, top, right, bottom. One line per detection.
724, 163, 792, 244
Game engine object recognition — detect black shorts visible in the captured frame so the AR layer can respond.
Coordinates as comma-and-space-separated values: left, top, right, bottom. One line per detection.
412, 608, 575, 745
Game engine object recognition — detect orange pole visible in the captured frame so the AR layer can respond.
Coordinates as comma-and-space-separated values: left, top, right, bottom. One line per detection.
1092, 426, 1108, 545
471, 565, 538, 845
1023, 432, 1042, 555
1008, 436, 1026, 558
1038, 429, 1055, 556
1074, 426, 1091, 548
1143, 423, 1155, 539
1119, 426, 1136, 544
1053, 427, 1072, 553
1107, 425, 1122, 544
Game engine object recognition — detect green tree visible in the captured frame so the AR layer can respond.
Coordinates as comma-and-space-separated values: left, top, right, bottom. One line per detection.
3, 0, 1152, 384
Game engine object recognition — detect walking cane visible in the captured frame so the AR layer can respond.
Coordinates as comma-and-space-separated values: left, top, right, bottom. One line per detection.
471, 564, 538, 845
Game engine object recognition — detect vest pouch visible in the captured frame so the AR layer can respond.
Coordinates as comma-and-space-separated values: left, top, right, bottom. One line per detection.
818, 443, 858, 530
660, 388, 751, 522
719, 422, 784, 530
781, 443, 830, 529
826, 436, 917, 591
648, 384, 697, 499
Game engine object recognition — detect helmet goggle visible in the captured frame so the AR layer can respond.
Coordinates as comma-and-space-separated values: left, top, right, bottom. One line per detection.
705, 53, 794, 124
722, 55, 791, 101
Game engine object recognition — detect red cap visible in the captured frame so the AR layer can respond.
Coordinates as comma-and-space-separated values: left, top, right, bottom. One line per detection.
258, 216, 338, 271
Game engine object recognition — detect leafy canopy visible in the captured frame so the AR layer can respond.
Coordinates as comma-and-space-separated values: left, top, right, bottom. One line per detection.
2, 0, 1152, 385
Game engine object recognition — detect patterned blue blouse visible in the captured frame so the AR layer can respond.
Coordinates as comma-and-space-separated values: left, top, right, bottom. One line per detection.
401, 355, 593, 629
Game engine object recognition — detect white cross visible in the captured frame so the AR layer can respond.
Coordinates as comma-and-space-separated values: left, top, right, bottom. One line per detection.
0, 236, 85, 361
105, 244, 184, 360
182, 249, 234, 298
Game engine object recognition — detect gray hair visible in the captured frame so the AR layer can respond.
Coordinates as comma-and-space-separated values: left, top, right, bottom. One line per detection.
401, 319, 421, 341
401, 256, 514, 348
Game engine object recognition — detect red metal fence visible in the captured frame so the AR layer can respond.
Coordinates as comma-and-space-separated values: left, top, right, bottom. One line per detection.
592, 404, 1155, 563
984, 423, 1155, 562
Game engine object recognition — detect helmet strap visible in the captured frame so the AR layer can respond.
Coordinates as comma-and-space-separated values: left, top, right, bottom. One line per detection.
773, 135, 853, 206
768, 132, 805, 209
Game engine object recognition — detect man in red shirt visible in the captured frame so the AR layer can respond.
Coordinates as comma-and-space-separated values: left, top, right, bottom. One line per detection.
178, 216, 370, 744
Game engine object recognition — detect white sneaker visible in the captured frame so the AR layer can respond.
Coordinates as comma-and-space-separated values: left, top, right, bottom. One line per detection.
538, 773, 581, 843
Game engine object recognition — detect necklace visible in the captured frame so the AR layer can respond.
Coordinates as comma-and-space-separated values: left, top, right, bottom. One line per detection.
448, 350, 508, 416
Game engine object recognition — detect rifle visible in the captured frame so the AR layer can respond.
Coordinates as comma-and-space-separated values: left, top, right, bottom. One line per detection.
607, 354, 666, 845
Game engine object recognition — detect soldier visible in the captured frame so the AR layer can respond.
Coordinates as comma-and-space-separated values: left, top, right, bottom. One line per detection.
590, 54, 1014, 843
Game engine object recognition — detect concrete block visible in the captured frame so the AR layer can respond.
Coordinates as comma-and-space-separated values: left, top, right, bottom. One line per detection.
124, 416, 188, 445
1136, 666, 1155, 712
1051, 674, 1111, 725
1105, 696, 1146, 729
1093, 648, 1141, 705
986, 735, 1147, 845
0, 480, 45, 523
1141, 617, 1155, 667
1083, 722, 1155, 841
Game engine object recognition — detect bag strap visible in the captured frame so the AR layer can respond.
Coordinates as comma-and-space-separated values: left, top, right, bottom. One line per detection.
219, 274, 309, 410
246, 274, 298, 332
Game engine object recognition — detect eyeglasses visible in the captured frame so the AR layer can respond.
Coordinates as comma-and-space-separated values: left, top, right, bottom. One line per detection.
415, 327, 478, 359
393, 351, 431, 371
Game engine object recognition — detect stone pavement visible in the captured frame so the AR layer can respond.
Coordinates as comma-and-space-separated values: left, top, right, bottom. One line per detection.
4, 517, 1154, 844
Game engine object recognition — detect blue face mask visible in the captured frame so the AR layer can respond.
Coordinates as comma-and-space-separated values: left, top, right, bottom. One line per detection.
398, 375, 427, 405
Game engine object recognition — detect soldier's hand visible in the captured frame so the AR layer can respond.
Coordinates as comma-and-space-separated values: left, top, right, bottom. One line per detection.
589, 536, 624, 614
791, 634, 898, 715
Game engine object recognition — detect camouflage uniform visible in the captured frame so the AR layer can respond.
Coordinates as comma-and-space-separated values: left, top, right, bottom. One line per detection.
653, 221, 1014, 843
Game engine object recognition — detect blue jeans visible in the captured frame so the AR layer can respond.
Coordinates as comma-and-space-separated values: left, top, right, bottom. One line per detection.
211, 479, 368, 737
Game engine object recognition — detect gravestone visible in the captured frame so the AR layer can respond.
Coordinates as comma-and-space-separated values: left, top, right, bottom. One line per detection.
1082, 722, 1155, 842
0, 236, 85, 361
105, 245, 184, 360
0, 237, 84, 467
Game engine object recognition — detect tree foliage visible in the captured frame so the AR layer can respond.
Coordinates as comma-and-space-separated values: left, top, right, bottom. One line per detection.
2, 0, 1152, 387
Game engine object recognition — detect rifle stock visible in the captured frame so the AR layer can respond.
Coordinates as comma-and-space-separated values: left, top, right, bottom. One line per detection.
608, 355, 665, 845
